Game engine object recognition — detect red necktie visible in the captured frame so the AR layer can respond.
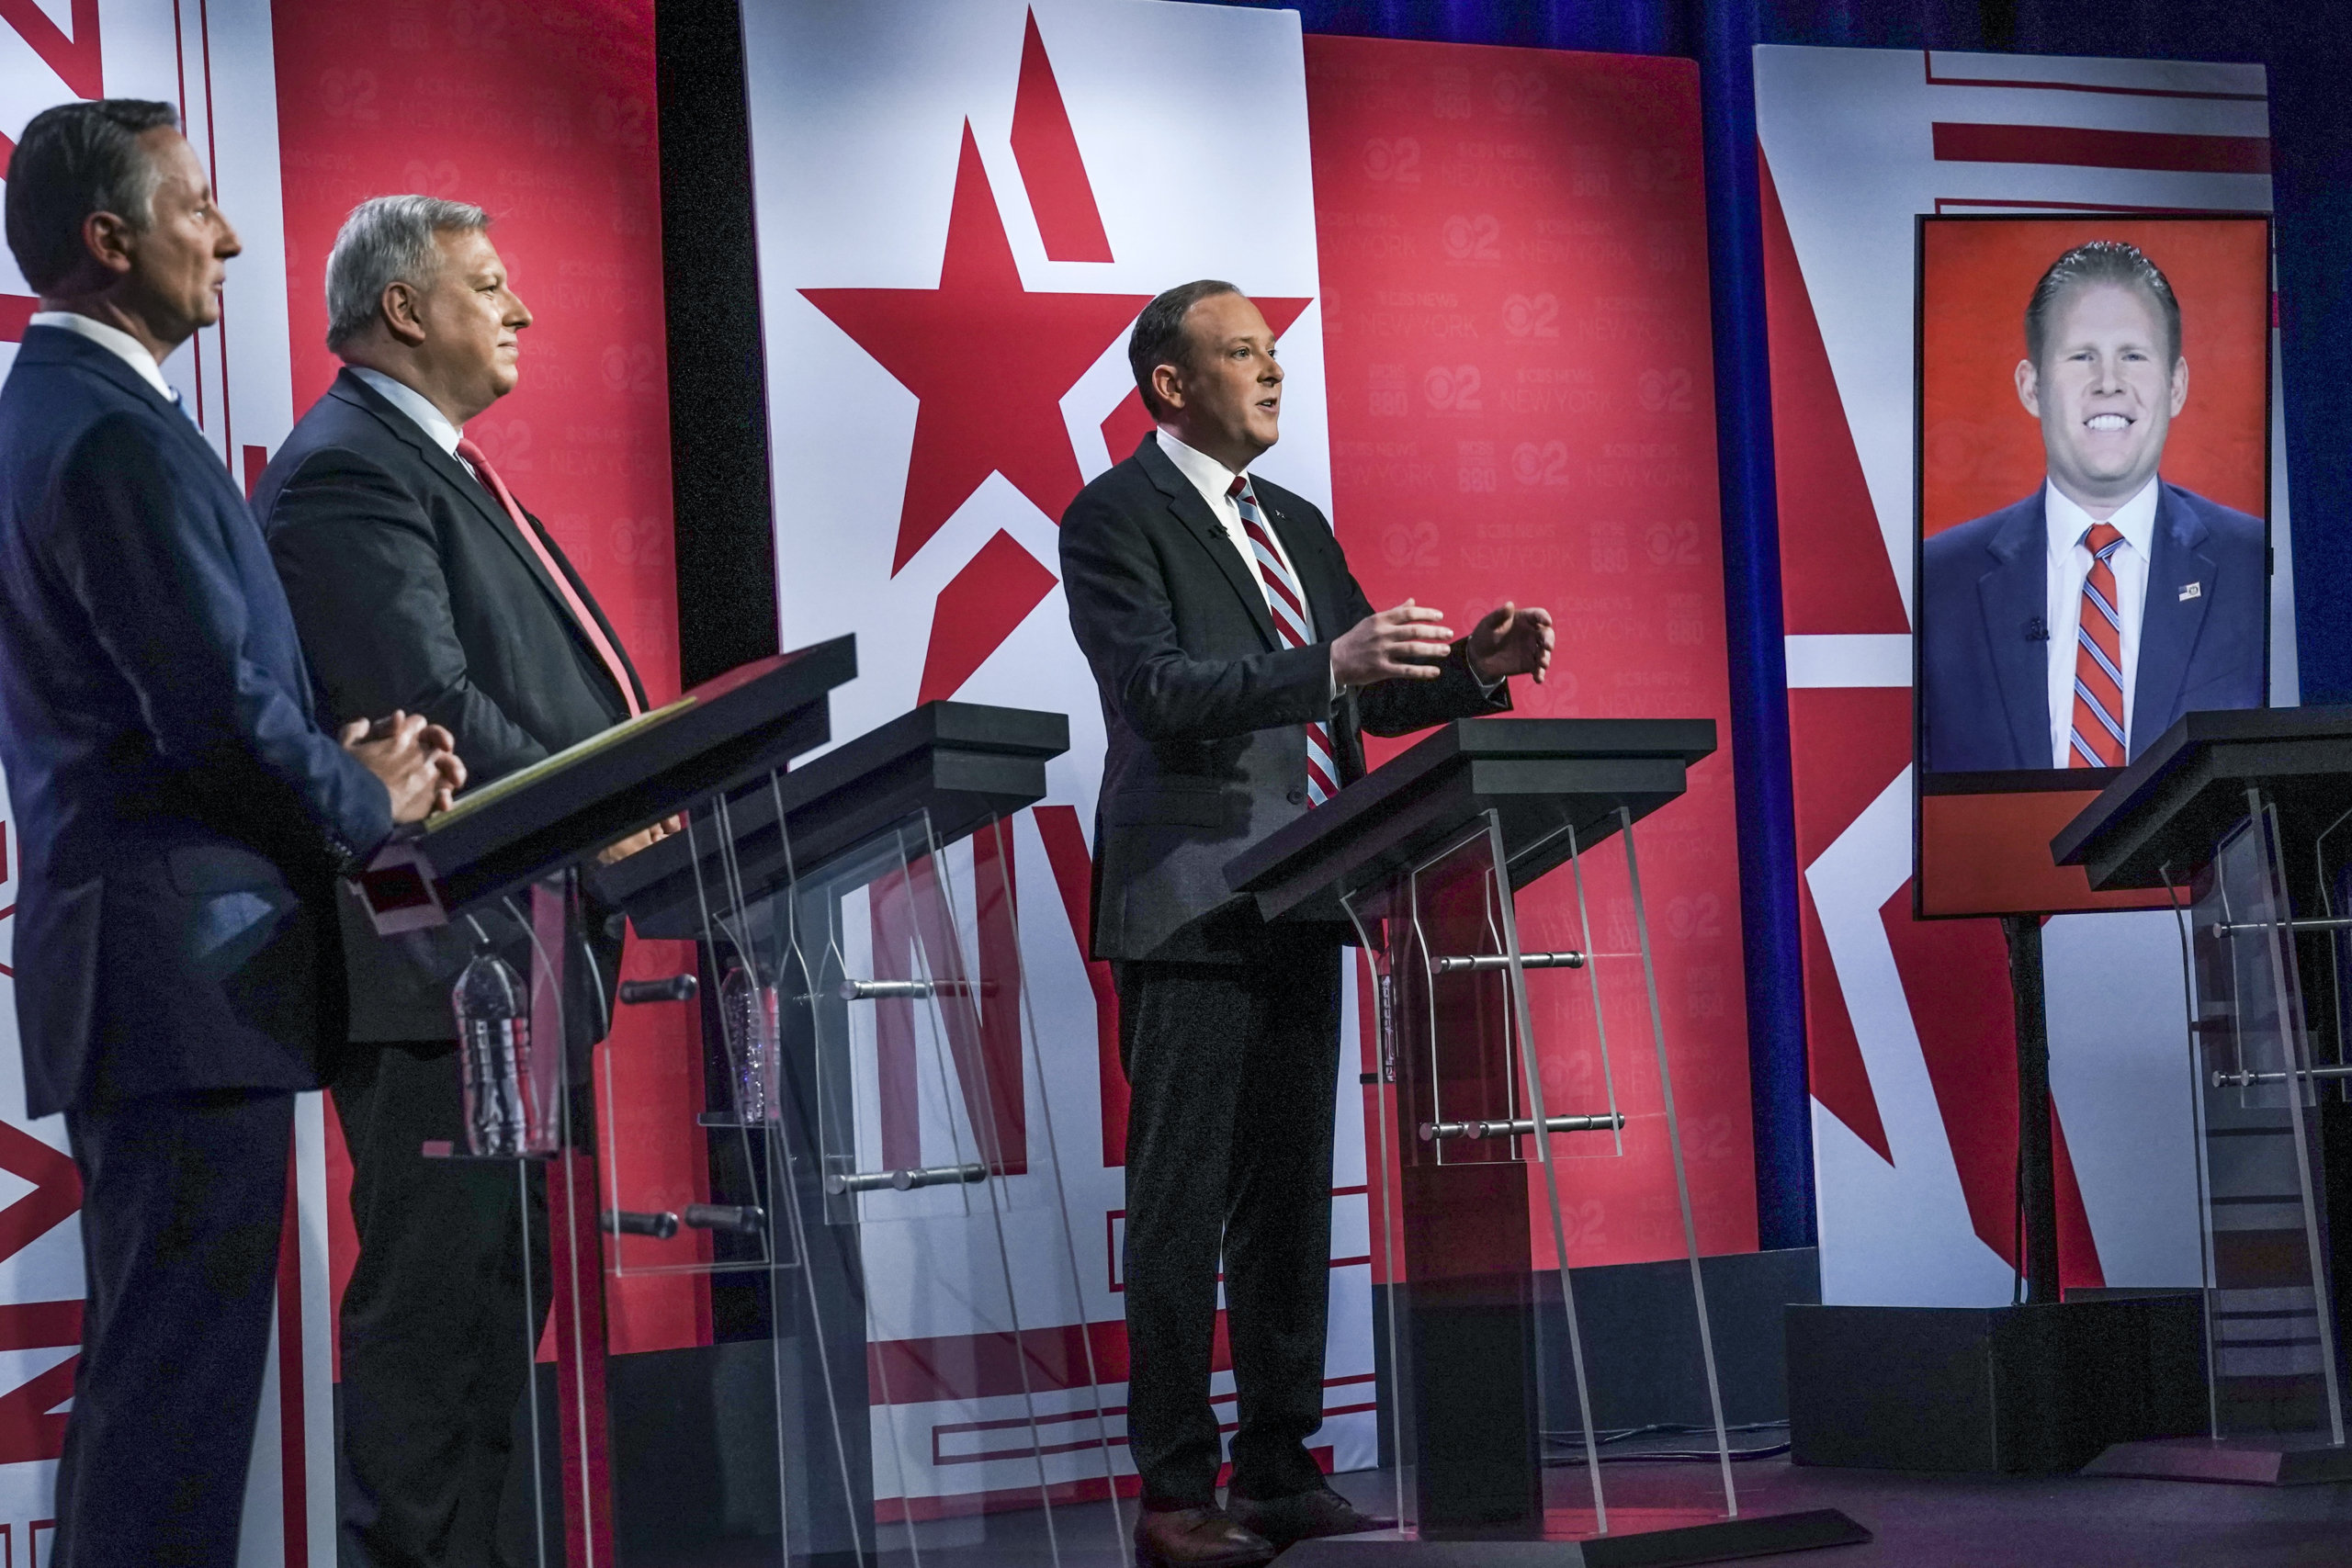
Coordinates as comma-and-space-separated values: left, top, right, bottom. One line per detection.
1229, 476, 1335, 805
455, 436, 640, 718
2068, 522, 2127, 768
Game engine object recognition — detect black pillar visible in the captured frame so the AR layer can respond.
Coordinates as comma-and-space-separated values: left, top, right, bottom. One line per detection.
656, 0, 782, 689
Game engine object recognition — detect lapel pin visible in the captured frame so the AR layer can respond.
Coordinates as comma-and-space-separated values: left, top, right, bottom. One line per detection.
2179, 581, 2202, 602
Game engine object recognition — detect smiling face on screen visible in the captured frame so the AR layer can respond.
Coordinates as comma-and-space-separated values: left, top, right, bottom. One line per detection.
2016, 279, 2188, 520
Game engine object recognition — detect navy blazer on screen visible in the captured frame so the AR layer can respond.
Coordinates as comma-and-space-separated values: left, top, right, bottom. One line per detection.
1917, 480, 2267, 773
0, 326, 394, 1116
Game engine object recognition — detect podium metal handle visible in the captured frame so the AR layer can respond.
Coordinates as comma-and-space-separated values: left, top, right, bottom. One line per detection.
823, 1162, 989, 1195
619, 976, 698, 1004
1431, 951, 1585, 974
2211, 916, 2352, 940
838, 978, 1000, 1001
603, 1209, 679, 1239
841, 978, 932, 1000
2212, 1065, 2352, 1089
1419, 1112, 1624, 1142
682, 1203, 766, 1234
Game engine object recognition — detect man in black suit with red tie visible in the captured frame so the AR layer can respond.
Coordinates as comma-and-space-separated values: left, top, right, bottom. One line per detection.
255, 196, 661, 1568
1060, 281, 1554, 1567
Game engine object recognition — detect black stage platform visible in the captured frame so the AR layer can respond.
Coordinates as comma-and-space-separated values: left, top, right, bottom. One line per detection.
609, 1458, 2352, 1567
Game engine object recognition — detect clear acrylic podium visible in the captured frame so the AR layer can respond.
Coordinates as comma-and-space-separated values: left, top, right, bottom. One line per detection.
1227, 719, 1867, 1564
582, 697, 1128, 1566
2056, 707, 2352, 1484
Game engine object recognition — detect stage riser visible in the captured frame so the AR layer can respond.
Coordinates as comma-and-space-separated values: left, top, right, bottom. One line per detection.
1786, 1297, 2207, 1474
1373, 1246, 1821, 1470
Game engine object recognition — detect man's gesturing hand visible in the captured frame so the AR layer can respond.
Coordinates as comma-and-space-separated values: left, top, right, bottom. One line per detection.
343, 711, 468, 824
1332, 599, 1455, 688
1467, 602, 1555, 685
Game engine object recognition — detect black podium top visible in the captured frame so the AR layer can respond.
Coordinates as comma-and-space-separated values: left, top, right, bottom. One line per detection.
1224, 716, 1716, 923
356, 637, 854, 931
2052, 705, 2352, 890
593, 700, 1069, 939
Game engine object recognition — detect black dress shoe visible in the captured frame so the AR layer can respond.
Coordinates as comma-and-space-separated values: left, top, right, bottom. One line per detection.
1134, 1506, 1277, 1567
1226, 1487, 1398, 1551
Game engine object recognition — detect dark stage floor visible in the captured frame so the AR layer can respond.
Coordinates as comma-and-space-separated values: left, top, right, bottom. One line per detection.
840, 1460, 2352, 1568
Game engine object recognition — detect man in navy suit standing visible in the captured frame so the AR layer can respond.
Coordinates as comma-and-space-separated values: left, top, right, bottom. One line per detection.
1918, 240, 2267, 773
0, 101, 458, 1566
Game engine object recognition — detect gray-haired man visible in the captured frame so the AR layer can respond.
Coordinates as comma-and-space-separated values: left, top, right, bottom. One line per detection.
255, 196, 655, 1568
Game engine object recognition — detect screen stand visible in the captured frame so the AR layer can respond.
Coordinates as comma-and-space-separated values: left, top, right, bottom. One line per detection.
2003, 915, 2061, 1304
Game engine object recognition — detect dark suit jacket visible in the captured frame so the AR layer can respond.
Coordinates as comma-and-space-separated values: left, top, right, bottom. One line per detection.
257, 369, 646, 1043
1060, 436, 1509, 963
0, 327, 394, 1115
1919, 480, 2267, 773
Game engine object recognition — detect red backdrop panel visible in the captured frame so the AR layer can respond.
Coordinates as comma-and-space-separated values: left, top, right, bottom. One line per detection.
1306, 37, 1758, 1268
1919, 215, 2271, 538
271, 0, 707, 1358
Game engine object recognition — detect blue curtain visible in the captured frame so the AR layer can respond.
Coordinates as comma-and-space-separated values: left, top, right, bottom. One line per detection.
1216, 0, 2352, 1251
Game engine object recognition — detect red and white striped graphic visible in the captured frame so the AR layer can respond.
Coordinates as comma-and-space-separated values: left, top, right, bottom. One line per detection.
1756, 45, 2291, 1306
1, 5, 332, 1563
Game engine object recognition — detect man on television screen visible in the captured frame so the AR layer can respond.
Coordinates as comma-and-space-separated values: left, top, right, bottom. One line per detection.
1918, 240, 2266, 773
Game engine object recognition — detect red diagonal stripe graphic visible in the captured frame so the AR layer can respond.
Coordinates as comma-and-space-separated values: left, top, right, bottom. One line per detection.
1034, 806, 1126, 1167
1010, 8, 1111, 263
1931, 121, 2270, 175
0, 0, 103, 100
0, 1122, 79, 1260
0, 297, 36, 344
1759, 150, 1907, 636
916, 529, 1058, 705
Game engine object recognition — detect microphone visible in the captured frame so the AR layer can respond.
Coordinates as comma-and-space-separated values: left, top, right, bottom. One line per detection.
2023, 617, 2049, 642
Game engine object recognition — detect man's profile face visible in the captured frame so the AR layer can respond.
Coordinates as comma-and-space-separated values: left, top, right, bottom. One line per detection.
1159, 290, 1283, 464
407, 227, 531, 418
122, 128, 241, 339
2015, 279, 2188, 513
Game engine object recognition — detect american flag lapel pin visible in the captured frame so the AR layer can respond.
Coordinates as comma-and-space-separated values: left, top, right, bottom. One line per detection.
2179, 581, 2202, 602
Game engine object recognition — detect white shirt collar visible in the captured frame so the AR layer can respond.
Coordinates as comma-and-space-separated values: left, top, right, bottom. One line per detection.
28, 310, 175, 402
1157, 428, 1248, 513
347, 366, 465, 457
2044, 474, 2161, 563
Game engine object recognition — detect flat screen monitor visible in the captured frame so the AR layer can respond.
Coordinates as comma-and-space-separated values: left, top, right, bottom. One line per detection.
1911, 212, 2273, 918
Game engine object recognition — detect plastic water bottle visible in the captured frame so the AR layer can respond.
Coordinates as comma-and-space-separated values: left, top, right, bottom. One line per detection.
718, 955, 779, 1124
453, 942, 546, 1156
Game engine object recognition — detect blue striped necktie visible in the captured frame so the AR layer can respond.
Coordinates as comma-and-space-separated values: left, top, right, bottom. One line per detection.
1229, 475, 1336, 806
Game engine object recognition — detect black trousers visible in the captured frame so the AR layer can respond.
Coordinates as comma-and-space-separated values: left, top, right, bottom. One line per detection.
1114, 933, 1343, 1511
334, 1042, 552, 1568
56, 1089, 294, 1568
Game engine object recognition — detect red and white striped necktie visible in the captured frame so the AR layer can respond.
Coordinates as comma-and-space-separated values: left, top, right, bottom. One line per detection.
1229, 475, 1336, 806
2068, 522, 2128, 768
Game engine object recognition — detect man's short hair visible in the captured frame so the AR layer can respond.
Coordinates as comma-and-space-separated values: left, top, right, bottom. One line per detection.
1128, 279, 1242, 419
324, 194, 492, 350
3, 99, 180, 294
2024, 240, 2182, 371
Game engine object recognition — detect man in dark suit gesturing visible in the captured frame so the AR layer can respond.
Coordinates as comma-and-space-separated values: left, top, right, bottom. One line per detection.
1918, 240, 2266, 773
1062, 282, 1553, 1567
255, 196, 657, 1568
0, 103, 457, 1566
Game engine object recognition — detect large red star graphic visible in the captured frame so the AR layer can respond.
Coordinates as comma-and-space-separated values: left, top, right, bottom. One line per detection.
802, 122, 1151, 575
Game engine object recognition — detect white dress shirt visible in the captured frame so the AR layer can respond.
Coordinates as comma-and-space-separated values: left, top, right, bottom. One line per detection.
1156, 429, 1315, 637
29, 310, 176, 402
2045, 475, 2159, 768
348, 366, 464, 457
